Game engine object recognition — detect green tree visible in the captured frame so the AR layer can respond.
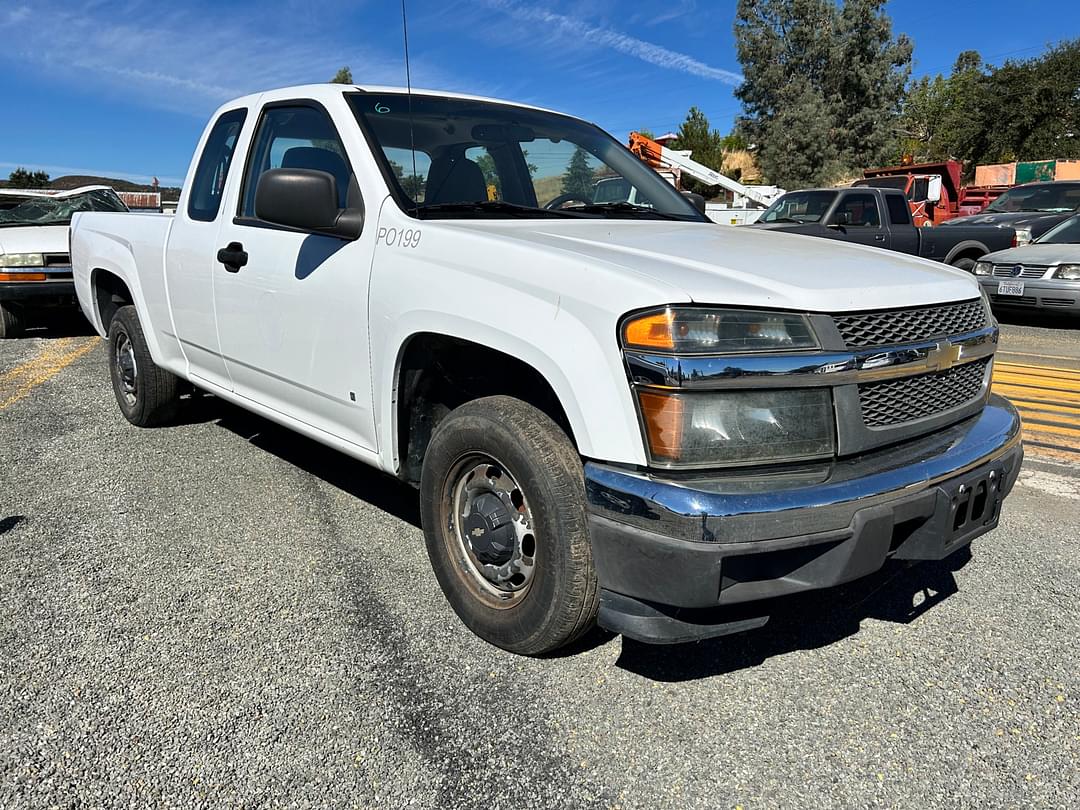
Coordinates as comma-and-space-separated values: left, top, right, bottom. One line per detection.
7, 168, 49, 188
672, 107, 727, 195
734, 0, 911, 187
636, 128, 656, 140
388, 159, 425, 201
330, 66, 353, 84
561, 146, 595, 198
895, 41, 1080, 176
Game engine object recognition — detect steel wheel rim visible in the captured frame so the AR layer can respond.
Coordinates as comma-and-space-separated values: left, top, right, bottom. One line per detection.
114, 331, 138, 408
444, 454, 537, 607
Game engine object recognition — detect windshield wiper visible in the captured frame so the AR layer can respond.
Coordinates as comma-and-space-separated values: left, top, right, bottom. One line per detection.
417, 201, 580, 219
567, 201, 691, 221
765, 216, 806, 224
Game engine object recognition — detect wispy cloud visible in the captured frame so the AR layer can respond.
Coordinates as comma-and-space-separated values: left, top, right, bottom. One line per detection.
0, 1, 449, 116
479, 0, 742, 85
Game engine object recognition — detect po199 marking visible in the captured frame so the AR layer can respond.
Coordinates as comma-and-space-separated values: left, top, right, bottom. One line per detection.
377, 227, 422, 248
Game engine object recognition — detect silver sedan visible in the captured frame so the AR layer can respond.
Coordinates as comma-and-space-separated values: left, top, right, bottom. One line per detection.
973, 214, 1080, 315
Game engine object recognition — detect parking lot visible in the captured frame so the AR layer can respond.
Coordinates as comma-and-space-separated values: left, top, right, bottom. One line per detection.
1, 314, 1077, 808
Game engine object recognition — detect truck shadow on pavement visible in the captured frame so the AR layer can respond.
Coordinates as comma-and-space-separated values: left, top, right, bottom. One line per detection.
175, 394, 972, 680
992, 307, 1078, 330
15, 310, 98, 339
185, 394, 422, 529
614, 548, 971, 681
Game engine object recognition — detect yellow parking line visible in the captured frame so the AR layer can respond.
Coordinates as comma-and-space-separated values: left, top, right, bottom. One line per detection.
1013, 401, 1080, 419
0, 338, 99, 412
993, 384, 1080, 406
994, 375, 1080, 392
995, 360, 1080, 376
1019, 420, 1080, 439
0, 338, 77, 383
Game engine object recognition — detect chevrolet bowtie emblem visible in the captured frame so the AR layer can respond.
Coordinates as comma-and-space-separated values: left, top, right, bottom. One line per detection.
927, 340, 962, 373
471, 527, 485, 538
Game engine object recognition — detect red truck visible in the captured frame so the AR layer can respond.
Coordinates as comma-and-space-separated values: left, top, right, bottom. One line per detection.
854, 160, 1005, 227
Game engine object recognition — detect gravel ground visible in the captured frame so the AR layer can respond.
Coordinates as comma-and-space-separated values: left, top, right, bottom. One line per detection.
1, 324, 1078, 809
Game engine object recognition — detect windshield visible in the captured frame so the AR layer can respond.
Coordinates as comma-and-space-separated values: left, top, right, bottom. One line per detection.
983, 182, 1080, 214
348, 93, 704, 221
1034, 214, 1080, 244
0, 189, 128, 227
759, 190, 837, 223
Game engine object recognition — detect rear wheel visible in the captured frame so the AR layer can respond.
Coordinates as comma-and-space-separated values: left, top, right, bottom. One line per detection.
0, 302, 25, 339
420, 396, 598, 655
951, 256, 976, 272
107, 305, 179, 427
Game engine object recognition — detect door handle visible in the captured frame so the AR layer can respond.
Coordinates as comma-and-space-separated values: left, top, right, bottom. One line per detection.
217, 242, 248, 273
873, 234, 886, 242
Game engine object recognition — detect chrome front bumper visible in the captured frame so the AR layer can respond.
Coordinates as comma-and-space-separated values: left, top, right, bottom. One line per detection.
585, 396, 1023, 639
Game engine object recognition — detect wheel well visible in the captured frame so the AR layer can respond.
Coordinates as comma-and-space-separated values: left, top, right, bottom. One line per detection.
947, 246, 986, 265
395, 333, 576, 484
92, 270, 133, 329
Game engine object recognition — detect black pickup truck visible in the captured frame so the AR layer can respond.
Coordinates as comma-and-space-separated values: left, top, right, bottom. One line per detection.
748, 186, 1016, 269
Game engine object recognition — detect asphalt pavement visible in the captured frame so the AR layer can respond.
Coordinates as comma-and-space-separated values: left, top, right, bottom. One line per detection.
1, 314, 1077, 809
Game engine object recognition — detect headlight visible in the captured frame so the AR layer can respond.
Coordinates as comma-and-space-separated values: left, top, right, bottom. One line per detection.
973, 260, 992, 275
0, 252, 45, 267
1012, 227, 1033, 246
622, 307, 818, 354
637, 388, 835, 466
1054, 264, 1080, 280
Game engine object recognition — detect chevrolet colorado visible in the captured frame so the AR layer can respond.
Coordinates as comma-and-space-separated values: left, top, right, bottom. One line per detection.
70, 84, 1023, 654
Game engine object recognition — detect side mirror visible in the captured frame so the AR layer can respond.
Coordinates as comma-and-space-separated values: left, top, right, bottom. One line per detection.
830, 211, 852, 227
926, 176, 943, 204
255, 168, 364, 240
682, 190, 706, 214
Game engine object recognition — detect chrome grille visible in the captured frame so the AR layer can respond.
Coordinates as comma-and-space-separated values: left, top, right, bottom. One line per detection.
991, 264, 1048, 278
858, 358, 990, 427
833, 299, 987, 349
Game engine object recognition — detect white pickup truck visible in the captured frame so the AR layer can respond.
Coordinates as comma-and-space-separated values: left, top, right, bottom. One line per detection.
71, 84, 1023, 654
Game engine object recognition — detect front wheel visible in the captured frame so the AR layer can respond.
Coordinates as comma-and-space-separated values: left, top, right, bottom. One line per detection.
107, 305, 179, 427
0, 302, 25, 339
420, 396, 598, 655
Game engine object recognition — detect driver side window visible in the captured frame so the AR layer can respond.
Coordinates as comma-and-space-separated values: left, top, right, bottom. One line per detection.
240, 104, 355, 218
831, 193, 881, 227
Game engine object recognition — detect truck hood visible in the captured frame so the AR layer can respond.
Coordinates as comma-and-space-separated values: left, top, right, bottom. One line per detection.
980, 243, 1080, 265
0, 224, 69, 256
943, 210, 1070, 237
441, 219, 980, 312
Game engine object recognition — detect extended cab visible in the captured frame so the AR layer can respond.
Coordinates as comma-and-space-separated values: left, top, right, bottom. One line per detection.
71, 85, 1023, 655
750, 186, 1016, 270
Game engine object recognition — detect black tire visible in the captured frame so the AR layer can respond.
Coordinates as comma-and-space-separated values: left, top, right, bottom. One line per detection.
107, 305, 179, 427
951, 257, 976, 272
0, 302, 25, 339
420, 396, 598, 655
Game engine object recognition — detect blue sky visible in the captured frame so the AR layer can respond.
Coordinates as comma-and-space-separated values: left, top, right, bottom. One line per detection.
2, 0, 1077, 186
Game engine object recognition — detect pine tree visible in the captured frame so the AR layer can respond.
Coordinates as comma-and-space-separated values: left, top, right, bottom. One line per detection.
561, 147, 595, 198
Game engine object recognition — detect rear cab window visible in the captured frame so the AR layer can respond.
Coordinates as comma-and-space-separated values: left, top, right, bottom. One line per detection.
187, 109, 247, 222
885, 192, 912, 226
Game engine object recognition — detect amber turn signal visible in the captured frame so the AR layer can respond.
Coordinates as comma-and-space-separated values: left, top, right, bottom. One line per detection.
637, 390, 684, 461
623, 310, 675, 350
0, 273, 47, 282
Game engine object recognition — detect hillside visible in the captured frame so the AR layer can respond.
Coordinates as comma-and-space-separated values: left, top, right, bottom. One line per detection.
0, 174, 181, 201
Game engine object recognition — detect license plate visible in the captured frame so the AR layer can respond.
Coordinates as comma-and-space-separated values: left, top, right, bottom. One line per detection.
997, 280, 1024, 296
